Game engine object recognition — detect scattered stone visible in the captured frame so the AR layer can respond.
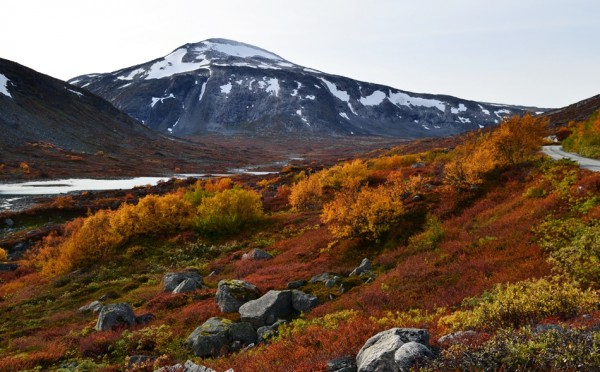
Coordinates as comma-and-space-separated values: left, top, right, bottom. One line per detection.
0, 263, 18, 271
95, 303, 137, 331
349, 258, 372, 277
286, 279, 307, 289
173, 278, 204, 294
256, 320, 287, 343
291, 290, 319, 313
412, 195, 423, 202
324, 276, 342, 288
356, 328, 429, 372
411, 162, 426, 169
534, 324, 563, 334
437, 330, 477, 346
186, 317, 257, 357
98, 291, 119, 301
135, 313, 156, 325
309, 273, 334, 284
163, 270, 203, 292
156, 360, 217, 372
328, 356, 358, 372
215, 279, 260, 313
127, 355, 155, 368
239, 290, 293, 328
242, 248, 273, 260
394, 341, 433, 372
4, 218, 14, 227
78, 300, 103, 314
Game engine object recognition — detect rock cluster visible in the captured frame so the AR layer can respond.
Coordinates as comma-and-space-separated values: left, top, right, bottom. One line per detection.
163, 270, 205, 294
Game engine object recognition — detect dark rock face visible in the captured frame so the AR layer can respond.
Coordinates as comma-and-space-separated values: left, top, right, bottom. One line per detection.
186, 317, 256, 357
69, 39, 532, 139
163, 270, 203, 292
242, 248, 273, 260
239, 290, 294, 328
95, 303, 137, 331
215, 279, 260, 313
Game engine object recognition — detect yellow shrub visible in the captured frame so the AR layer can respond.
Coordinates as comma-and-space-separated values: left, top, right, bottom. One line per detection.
440, 278, 597, 331
370, 154, 421, 170
289, 173, 324, 211
321, 182, 404, 241
0, 247, 8, 261
195, 188, 264, 234
320, 159, 370, 190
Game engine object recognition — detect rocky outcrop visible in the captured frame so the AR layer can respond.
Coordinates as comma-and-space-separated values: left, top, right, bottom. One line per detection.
239, 289, 318, 328
172, 278, 204, 294
349, 258, 372, 277
215, 279, 260, 313
356, 328, 430, 372
95, 303, 137, 331
242, 248, 273, 260
163, 270, 203, 293
186, 317, 257, 357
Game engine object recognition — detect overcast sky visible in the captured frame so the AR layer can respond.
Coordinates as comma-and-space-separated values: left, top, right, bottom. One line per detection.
2, 0, 598, 108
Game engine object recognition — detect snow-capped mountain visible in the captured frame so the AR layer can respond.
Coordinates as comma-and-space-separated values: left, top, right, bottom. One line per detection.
69, 38, 534, 137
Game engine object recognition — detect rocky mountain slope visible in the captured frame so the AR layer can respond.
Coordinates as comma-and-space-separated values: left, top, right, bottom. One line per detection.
541, 93, 600, 127
69, 38, 534, 138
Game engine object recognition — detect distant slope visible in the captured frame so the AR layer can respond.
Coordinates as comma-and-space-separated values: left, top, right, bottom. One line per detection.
0, 58, 218, 180
70, 38, 539, 138
541, 94, 600, 127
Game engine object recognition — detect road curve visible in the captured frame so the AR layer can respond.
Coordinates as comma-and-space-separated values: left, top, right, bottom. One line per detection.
542, 145, 600, 172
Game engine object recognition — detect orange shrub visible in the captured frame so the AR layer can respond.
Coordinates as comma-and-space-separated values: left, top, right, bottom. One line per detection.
289, 173, 324, 211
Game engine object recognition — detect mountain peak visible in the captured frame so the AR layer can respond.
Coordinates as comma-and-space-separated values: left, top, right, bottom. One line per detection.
182, 38, 286, 62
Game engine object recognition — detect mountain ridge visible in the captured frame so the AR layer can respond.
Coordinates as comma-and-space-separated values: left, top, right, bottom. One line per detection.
69, 38, 540, 138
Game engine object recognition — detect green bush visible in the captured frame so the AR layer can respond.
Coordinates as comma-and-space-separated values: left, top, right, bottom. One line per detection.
408, 215, 445, 251
194, 187, 264, 234
440, 278, 597, 331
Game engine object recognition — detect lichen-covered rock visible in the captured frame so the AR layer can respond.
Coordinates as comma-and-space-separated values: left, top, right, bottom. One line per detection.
186, 317, 256, 357
291, 290, 319, 313
95, 303, 137, 331
215, 279, 260, 313
256, 320, 287, 343
356, 328, 429, 372
163, 270, 203, 292
394, 341, 433, 372
349, 258, 372, 277
172, 278, 204, 294
242, 248, 273, 260
239, 290, 293, 328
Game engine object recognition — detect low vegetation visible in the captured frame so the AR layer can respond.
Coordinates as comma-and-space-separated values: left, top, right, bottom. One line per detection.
0, 114, 598, 370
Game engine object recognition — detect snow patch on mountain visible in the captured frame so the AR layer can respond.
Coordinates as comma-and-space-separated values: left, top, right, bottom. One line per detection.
151, 93, 175, 107
220, 82, 232, 94
305, 95, 315, 100
66, 88, 84, 97
388, 90, 445, 111
145, 49, 207, 79
198, 82, 207, 102
495, 109, 511, 117
459, 116, 471, 123
0, 74, 13, 98
265, 78, 280, 96
197, 40, 283, 61
117, 68, 145, 81
339, 112, 350, 120
451, 103, 467, 114
478, 104, 490, 115
360, 90, 386, 106
320, 78, 350, 102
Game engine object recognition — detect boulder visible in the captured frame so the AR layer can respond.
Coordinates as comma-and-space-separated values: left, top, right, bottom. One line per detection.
394, 341, 433, 372
78, 300, 103, 314
156, 360, 217, 372
310, 273, 334, 284
242, 248, 273, 260
287, 279, 307, 289
291, 290, 319, 313
4, 218, 14, 227
186, 317, 256, 357
349, 258, 372, 277
95, 303, 137, 331
239, 290, 293, 328
215, 279, 260, 313
256, 320, 287, 343
135, 313, 156, 325
173, 278, 204, 294
328, 356, 358, 372
163, 270, 203, 292
356, 328, 429, 372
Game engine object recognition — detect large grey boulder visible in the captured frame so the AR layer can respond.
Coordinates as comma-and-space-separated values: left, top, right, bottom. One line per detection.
215, 279, 260, 313
349, 258, 372, 277
186, 317, 256, 357
242, 248, 273, 260
95, 303, 137, 331
163, 270, 203, 292
172, 278, 204, 294
356, 328, 429, 372
291, 290, 319, 313
394, 341, 433, 371
239, 290, 293, 328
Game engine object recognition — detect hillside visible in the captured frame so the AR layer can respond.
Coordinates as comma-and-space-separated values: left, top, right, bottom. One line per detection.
542, 93, 600, 127
0, 58, 258, 180
69, 39, 536, 138
0, 114, 598, 371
